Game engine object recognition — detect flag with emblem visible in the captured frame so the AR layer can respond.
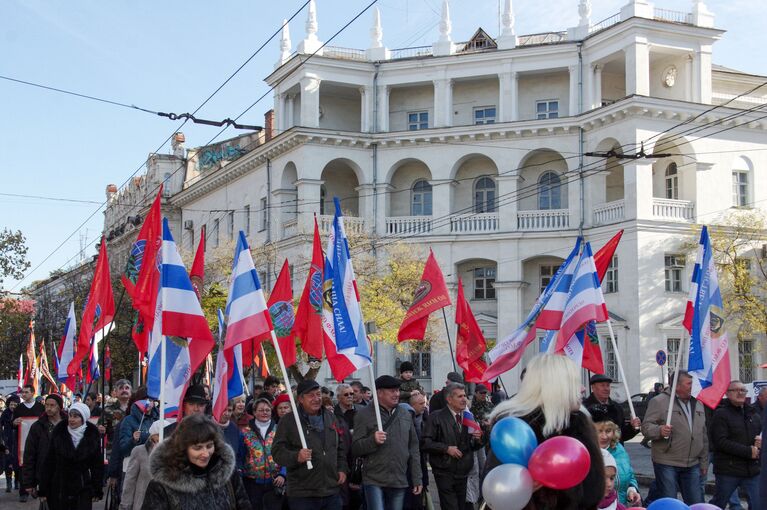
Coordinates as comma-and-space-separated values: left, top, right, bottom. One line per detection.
455, 278, 487, 383
267, 259, 296, 367
398, 249, 451, 342
292, 216, 325, 359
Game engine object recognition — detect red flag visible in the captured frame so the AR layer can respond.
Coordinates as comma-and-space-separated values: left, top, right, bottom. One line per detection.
255, 344, 270, 378
593, 230, 623, 282
454, 278, 488, 383
190, 225, 206, 301
24, 323, 39, 393
69, 238, 115, 379
397, 249, 452, 342
39, 341, 58, 391
291, 217, 324, 359
104, 344, 112, 382
267, 259, 296, 366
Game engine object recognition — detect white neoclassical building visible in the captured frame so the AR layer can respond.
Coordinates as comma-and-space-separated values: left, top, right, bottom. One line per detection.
113, 0, 767, 397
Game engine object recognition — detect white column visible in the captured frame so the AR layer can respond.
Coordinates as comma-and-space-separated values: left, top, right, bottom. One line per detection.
295, 178, 323, 234
430, 179, 453, 234
360, 87, 370, 132
685, 54, 693, 102
300, 76, 321, 128
623, 160, 653, 221
510, 71, 518, 121
593, 64, 603, 109
697, 45, 712, 104
433, 79, 453, 128
285, 94, 295, 131
276, 93, 286, 133
497, 172, 521, 230
569, 65, 580, 116
377, 84, 390, 132
498, 65, 517, 122
376, 183, 393, 235
625, 39, 650, 96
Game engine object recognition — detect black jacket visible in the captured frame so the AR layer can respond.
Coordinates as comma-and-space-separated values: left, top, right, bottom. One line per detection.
13, 400, 45, 420
271, 408, 348, 498
710, 400, 761, 478
583, 393, 638, 442
422, 407, 482, 477
38, 421, 104, 510
22, 413, 66, 490
428, 389, 447, 413
483, 409, 605, 510
142, 440, 250, 510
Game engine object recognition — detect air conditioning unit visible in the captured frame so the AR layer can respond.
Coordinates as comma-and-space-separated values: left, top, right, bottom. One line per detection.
184, 220, 194, 230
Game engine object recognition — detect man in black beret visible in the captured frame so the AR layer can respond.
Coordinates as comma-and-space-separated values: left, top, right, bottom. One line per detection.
22, 394, 66, 499
163, 384, 210, 437
584, 373, 641, 442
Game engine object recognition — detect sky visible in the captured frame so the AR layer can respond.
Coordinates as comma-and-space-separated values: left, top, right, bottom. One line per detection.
1, 0, 765, 292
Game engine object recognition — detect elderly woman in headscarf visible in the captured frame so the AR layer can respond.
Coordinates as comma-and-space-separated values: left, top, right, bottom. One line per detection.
39, 402, 103, 510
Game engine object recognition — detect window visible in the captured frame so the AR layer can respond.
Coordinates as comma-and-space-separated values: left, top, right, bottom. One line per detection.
667, 337, 685, 372
665, 163, 679, 200
227, 211, 234, 240
538, 171, 562, 210
201, 224, 207, 251
411, 180, 433, 216
244, 205, 251, 234
664, 255, 685, 292
408, 111, 429, 131
409, 348, 432, 378
604, 334, 619, 381
474, 106, 496, 125
320, 185, 327, 215
213, 219, 220, 248
163, 173, 172, 197
540, 264, 560, 293
604, 256, 618, 294
474, 267, 496, 300
536, 100, 559, 119
733, 171, 749, 207
474, 177, 496, 213
260, 197, 268, 232
739, 339, 755, 384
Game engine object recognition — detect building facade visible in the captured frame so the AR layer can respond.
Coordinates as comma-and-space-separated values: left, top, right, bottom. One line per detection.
116, 0, 767, 396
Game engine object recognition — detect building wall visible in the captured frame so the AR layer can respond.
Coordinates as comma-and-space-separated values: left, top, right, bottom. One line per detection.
389, 84, 434, 131
452, 78, 500, 126
517, 72, 569, 121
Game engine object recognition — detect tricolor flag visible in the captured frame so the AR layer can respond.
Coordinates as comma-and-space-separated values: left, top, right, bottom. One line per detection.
211, 345, 228, 421
685, 226, 731, 409
87, 338, 100, 384
397, 249, 451, 342
322, 198, 372, 382
17, 354, 23, 393
462, 409, 481, 433
224, 231, 273, 350
57, 302, 77, 387
292, 216, 325, 359
220, 307, 246, 401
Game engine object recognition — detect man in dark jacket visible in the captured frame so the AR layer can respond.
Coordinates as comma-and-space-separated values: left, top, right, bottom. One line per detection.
422, 382, 482, 510
352, 375, 422, 510
710, 380, 761, 508
162, 384, 209, 437
119, 400, 158, 460
583, 373, 641, 442
1, 394, 20, 493
22, 394, 66, 498
333, 383, 358, 433
428, 372, 463, 413
13, 384, 45, 502
272, 379, 348, 510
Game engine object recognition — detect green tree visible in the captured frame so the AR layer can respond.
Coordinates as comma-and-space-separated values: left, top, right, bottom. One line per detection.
0, 228, 30, 291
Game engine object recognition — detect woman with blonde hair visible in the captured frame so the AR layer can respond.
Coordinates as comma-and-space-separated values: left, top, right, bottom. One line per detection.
483, 354, 605, 510
590, 412, 640, 507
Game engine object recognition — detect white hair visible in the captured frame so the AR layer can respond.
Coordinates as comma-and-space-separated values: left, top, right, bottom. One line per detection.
489, 354, 582, 437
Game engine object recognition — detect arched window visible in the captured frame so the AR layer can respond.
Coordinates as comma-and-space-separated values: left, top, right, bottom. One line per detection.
665, 163, 678, 200
411, 180, 433, 216
320, 185, 327, 215
474, 176, 496, 213
538, 171, 562, 210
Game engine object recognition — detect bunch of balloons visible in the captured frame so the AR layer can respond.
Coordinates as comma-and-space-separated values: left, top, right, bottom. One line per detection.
482, 416, 592, 510
644, 500, 721, 510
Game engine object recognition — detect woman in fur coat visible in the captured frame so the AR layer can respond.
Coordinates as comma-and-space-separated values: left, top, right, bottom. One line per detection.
38, 402, 103, 510
141, 413, 251, 510
483, 354, 605, 510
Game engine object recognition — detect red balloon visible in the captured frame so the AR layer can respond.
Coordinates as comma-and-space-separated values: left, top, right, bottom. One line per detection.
528, 436, 591, 490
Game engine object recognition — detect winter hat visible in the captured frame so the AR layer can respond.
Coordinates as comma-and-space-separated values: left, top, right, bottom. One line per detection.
399, 361, 415, 373
148, 420, 168, 437
45, 394, 64, 409
69, 402, 91, 422
601, 448, 617, 470
272, 393, 291, 410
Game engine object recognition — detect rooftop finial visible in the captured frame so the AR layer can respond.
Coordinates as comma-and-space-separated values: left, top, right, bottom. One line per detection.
297, 0, 323, 55
438, 0, 452, 42
498, 0, 517, 49
370, 7, 383, 48
276, 19, 292, 67
578, 0, 592, 27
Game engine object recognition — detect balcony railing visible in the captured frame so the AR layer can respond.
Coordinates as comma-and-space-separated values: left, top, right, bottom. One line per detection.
450, 213, 499, 233
322, 46, 367, 61
389, 45, 432, 60
517, 31, 568, 47
593, 200, 625, 225
652, 198, 695, 221
517, 209, 570, 231
590, 12, 621, 34
653, 8, 692, 25
386, 216, 433, 235
318, 214, 366, 235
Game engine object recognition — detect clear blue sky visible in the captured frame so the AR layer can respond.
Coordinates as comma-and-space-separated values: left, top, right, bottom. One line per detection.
1, 0, 763, 291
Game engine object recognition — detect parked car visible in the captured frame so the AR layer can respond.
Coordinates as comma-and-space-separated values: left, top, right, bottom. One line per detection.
620, 393, 649, 422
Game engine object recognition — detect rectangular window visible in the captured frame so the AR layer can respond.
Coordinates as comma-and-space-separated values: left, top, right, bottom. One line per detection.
213, 219, 220, 248
739, 339, 755, 383
260, 197, 268, 232
473, 267, 496, 300
228, 211, 234, 240
410, 348, 432, 378
667, 337, 686, 372
407, 111, 429, 131
664, 255, 685, 292
201, 224, 207, 251
604, 335, 619, 382
244, 205, 251, 234
474, 106, 497, 125
604, 256, 618, 294
732, 171, 749, 207
539, 264, 560, 294
536, 100, 559, 119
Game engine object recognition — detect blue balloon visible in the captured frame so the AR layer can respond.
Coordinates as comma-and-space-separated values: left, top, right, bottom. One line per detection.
489, 416, 538, 466
648, 498, 690, 510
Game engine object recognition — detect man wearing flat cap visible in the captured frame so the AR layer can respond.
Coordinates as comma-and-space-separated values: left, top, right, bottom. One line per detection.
584, 373, 640, 442
352, 375, 422, 510
272, 379, 348, 510
163, 384, 210, 437
22, 394, 66, 498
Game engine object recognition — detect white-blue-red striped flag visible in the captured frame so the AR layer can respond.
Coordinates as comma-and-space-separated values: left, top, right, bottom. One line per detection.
57, 302, 77, 386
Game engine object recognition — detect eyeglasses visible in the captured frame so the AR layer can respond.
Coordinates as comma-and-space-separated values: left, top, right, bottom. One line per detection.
727, 388, 748, 394
343, 393, 354, 397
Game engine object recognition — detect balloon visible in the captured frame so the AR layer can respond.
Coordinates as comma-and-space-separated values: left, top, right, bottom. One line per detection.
689, 505, 720, 510
647, 498, 691, 510
489, 416, 538, 466
527, 436, 591, 490
481, 464, 534, 510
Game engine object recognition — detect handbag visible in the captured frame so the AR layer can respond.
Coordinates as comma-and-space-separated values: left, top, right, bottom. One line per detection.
348, 408, 399, 485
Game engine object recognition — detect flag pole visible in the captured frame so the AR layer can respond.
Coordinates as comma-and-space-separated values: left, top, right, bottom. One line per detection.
368, 364, 384, 432
605, 319, 636, 422
665, 330, 687, 426
158, 332, 167, 443
270, 330, 313, 470
250, 338, 255, 395
441, 308, 458, 372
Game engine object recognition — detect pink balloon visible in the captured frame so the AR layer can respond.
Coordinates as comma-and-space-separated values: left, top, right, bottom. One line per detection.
528, 436, 591, 490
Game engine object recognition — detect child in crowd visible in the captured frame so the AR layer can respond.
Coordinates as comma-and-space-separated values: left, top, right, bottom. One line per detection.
599, 449, 626, 510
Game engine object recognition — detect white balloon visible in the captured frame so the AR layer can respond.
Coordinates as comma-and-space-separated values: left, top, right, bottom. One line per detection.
481, 464, 534, 510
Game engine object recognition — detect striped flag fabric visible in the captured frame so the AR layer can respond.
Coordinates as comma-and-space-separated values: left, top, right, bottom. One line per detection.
322, 198, 372, 382
462, 409, 481, 433
534, 237, 584, 330
57, 302, 77, 387
685, 226, 731, 408
219, 308, 246, 400
224, 231, 273, 350
17, 354, 23, 393
211, 345, 228, 421
87, 338, 99, 383
554, 242, 609, 352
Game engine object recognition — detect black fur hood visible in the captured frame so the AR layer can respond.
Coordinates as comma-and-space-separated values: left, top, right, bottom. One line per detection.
149, 437, 235, 494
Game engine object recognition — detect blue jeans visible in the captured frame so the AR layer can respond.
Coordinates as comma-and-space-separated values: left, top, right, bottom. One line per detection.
287, 494, 342, 510
363, 485, 407, 510
711, 474, 759, 509
653, 462, 703, 504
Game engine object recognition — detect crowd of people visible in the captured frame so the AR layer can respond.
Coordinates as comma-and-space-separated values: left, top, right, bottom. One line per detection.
0, 354, 765, 509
